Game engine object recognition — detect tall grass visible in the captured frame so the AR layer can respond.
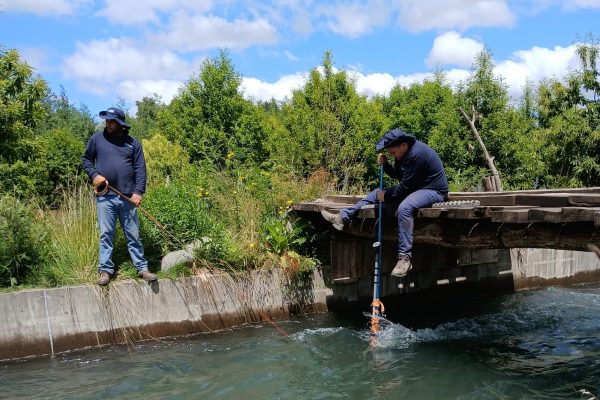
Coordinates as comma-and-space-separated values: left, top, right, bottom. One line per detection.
8, 165, 334, 290
40, 186, 98, 286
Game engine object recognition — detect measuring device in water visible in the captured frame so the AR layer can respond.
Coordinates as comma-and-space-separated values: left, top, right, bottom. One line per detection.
368, 164, 385, 336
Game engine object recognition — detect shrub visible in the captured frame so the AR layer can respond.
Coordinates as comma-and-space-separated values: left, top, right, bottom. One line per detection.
0, 195, 46, 287
141, 181, 228, 264
39, 186, 98, 286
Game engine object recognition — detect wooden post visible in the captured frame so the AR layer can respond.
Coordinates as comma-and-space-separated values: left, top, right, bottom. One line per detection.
459, 107, 503, 191
482, 176, 498, 192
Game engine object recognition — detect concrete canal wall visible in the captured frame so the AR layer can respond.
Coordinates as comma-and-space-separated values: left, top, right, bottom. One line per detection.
326, 237, 600, 309
510, 248, 600, 289
0, 269, 332, 361
2, 248, 599, 360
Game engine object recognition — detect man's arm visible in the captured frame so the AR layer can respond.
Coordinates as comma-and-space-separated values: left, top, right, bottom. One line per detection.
377, 154, 402, 179
82, 134, 99, 181
384, 156, 426, 202
132, 142, 147, 196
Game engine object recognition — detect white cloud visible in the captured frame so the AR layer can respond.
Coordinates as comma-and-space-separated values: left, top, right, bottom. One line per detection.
284, 50, 300, 61
495, 44, 580, 99
241, 67, 470, 104
241, 69, 429, 102
560, 0, 600, 9
352, 72, 399, 97
349, 44, 580, 102
118, 80, 183, 105
291, 9, 314, 36
427, 31, 485, 68
394, 0, 516, 32
444, 68, 471, 86
150, 11, 279, 51
95, 0, 213, 25
319, 1, 391, 37
530, 0, 600, 11
350, 70, 431, 97
61, 37, 200, 96
2, 0, 85, 16
20, 47, 55, 74
241, 73, 308, 101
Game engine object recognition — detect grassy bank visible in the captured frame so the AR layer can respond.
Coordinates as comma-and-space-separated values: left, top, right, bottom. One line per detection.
0, 166, 333, 291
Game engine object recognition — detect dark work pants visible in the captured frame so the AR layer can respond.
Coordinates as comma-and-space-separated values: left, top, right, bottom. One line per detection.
339, 188, 445, 255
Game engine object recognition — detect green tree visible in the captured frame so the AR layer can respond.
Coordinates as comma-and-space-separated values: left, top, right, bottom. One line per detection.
381, 73, 479, 188
129, 95, 164, 140
30, 128, 86, 200
456, 49, 544, 189
0, 195, 46, 287
41, 87, 95, 142
142, 134, 191, 185
535, 35, 600, 187
280, 51, 385, 192
0, 47, 48, 163
158, 51, 265, 168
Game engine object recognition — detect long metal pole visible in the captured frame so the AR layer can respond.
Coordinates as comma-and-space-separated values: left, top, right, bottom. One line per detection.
370, 165, 385, 336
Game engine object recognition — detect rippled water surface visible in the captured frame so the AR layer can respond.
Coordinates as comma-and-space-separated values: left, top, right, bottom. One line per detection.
3, 286, 600, 399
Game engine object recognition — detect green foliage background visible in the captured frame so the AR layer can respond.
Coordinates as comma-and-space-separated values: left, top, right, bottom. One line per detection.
1, 37, 599, 288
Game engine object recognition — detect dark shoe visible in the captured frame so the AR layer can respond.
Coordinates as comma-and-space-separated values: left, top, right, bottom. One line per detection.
97, 271, 111, 286
391, 254, 412, 278
138, 270, 157, 282
321, 210, 345, 231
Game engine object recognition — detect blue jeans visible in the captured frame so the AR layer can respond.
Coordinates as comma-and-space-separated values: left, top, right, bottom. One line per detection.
340, 188, 445, 255
96, 195, 148, 275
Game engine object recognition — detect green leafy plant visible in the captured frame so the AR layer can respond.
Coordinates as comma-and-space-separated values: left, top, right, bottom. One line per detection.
0, 195, 47, 287
263, 212, 307, 256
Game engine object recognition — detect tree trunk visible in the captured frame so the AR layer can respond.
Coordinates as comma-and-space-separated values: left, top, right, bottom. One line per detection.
481, 176, 498, 192
459, 107, 503, 191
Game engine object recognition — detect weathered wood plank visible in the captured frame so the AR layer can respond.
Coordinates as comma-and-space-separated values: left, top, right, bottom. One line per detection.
418, 208, 447, 218
410, 220, 597, 251
324, 195, 362, 204
477, 195, 516, 206
446, 207, 488, 220
528, 208, 563, 223
483, 205, 539, 218
448, 186, 600, 200
595, 211, 600, 227
490, 209, 530, 223
336, 214, 597, 251
569, 194, 600, 206
515, 194, 571, 207
561, 207, 600, 222
293, 202, 345, 212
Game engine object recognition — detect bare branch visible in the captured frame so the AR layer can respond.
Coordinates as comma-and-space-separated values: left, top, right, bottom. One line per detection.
458, 107, 503, 191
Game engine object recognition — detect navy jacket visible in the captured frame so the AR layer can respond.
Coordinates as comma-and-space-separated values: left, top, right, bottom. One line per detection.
382, 140, 448, 202
82, 129, 147, 196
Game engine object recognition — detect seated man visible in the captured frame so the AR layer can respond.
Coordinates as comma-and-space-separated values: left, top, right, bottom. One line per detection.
321, 128, 449, 277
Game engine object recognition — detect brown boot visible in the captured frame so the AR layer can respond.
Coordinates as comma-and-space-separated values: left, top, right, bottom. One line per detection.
97, 271, 111, 286
321, 210, 345, 231
391, 254, 412, 277
138, 270, 157, 282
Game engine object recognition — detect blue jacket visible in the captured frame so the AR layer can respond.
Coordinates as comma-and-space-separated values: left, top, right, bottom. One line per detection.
82, 129, 147, 196
382, 140, 448, 202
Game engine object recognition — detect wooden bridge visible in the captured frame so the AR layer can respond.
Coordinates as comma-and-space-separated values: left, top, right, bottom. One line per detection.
293, 188, 600, 315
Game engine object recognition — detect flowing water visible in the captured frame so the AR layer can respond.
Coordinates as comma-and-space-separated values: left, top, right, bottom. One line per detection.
3, 285, 600, 399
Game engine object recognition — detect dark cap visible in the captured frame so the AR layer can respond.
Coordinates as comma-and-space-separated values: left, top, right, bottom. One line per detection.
99, 107, 130, 128
375, 129, 416, 151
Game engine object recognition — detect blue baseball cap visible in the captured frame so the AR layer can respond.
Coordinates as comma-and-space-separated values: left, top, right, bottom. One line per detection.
375, 129, 416, 151
99, 107, 130, 128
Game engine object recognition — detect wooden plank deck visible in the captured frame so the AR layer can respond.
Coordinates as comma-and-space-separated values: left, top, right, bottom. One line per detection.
292, 187, 600, 251
293, 187, 600, 226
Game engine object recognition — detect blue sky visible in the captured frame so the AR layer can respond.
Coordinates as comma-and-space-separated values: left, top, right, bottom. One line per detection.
1, 0, 599, 116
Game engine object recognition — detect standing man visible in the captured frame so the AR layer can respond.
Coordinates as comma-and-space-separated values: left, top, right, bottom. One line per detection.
321, 128, 448, 278
82, 107, 157, 286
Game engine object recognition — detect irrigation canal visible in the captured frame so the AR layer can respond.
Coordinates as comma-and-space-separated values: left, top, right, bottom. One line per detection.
2, 285, 600, 399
